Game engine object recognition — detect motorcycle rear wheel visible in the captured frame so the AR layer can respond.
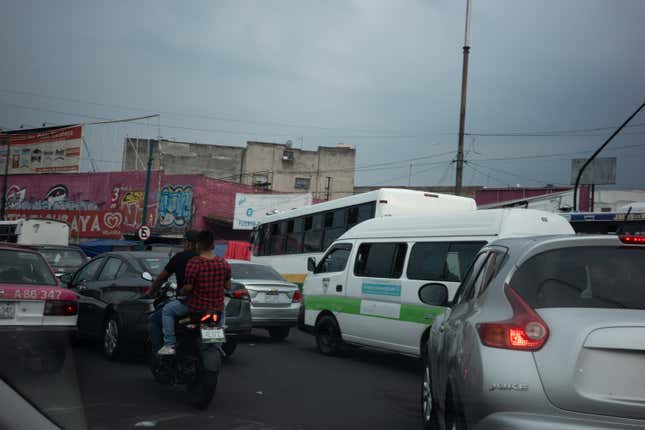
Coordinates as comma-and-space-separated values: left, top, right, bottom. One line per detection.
188, 370, 219, 409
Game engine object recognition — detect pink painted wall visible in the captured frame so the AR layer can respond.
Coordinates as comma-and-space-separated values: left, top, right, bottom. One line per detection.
475, 186, 591, 211
3, 171, 274, 239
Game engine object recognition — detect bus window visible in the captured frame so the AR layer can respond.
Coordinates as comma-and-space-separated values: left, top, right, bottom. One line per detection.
270, 221, 287, 255
262, 224, 272, 256
304, 214, 324, 253
286, 217, 304, 254
323, 208, 347, 249
348, 202, 376, 228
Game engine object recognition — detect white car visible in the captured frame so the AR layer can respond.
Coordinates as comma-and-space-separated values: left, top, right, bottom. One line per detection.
0, 245, 79, 373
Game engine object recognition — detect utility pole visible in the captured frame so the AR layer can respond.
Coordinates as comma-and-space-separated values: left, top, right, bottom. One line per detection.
455, 0, 472, 196
140, 115, 161, 231
0, 133, 10, 220
325, 176, 332, 201
408, 163, 413, 187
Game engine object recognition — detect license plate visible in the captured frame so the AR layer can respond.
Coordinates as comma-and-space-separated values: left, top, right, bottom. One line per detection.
0, 302, 15, 320
201, 326, 225, 343
264, 293, 279, 303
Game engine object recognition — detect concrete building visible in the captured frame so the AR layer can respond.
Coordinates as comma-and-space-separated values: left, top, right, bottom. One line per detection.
123, 139, 355, 200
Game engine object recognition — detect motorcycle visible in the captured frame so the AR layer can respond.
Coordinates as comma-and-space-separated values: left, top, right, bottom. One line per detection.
146, 283, 228, 409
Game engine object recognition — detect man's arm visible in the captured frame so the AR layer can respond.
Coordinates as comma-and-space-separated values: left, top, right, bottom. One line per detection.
224, 279, 231, 290
179, 283, 193, 296
149, 270, 171, 294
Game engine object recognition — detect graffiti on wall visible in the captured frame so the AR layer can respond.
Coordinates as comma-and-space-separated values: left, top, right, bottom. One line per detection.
158, 185, 193, 227
108, 185, 157, 229
6, 184, 99, 211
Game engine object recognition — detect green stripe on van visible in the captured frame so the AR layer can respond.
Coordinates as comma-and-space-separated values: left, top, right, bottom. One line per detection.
305, 295, 447, 324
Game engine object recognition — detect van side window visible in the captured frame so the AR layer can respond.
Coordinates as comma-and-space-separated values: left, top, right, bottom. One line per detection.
452, 252, 489, 305
316, 244, 352, 274
354, 242, 408, 279
407, 241, 485, 282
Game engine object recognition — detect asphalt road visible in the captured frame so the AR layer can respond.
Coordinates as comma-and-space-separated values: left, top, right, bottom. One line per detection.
11, 329, 422, 430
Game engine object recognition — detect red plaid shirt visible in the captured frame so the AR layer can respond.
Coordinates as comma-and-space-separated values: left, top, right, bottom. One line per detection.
184, 256, 231, 312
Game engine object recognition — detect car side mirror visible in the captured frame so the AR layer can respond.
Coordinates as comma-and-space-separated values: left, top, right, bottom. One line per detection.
418, 283, 449, 307
142, 272, 153, 282
59, 273, 73, 286
307, 257, 317, 272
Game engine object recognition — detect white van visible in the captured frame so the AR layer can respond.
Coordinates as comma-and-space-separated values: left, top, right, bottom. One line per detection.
301, 208, 574, 357
0, 219, 70, 246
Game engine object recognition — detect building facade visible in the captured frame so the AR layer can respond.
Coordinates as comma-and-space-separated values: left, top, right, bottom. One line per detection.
123, 139, 355, 200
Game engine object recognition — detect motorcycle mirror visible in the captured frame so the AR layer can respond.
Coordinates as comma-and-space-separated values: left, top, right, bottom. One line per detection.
142, 272, 153, 282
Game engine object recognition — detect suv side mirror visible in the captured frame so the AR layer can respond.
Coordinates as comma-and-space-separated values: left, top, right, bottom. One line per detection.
418, 283, 449, 307
307, 257, 317, 272
59, 273, 73, 286
142, 272, 153, 282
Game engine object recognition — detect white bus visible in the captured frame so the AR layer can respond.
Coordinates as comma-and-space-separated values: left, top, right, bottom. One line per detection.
0, 219, 70, 246
250, 188, 477, 286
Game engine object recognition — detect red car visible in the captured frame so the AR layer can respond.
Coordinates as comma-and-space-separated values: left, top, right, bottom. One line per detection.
0, 245, 78, 373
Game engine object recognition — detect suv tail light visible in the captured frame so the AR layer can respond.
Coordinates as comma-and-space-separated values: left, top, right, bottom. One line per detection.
292, 290, 303, 303
619, 235, 645, 245
476, 285, 549, 351
231, 289, 250, 300
44, 300, 78, 316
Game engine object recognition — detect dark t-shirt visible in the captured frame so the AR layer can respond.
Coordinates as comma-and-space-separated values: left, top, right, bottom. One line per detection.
164, 250, 198, 288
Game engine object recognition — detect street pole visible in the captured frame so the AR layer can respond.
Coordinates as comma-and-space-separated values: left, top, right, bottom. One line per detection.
141, 138, 154, 228
0, 133, 10, 220
572, 102, 645, 211
455, 0, 472, 196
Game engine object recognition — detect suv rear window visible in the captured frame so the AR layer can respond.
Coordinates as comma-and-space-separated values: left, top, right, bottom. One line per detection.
511, 246, 645, 309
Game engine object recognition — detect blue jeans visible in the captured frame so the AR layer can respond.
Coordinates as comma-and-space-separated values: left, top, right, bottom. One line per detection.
161, 299, 189, 346
148, 308, 164, 352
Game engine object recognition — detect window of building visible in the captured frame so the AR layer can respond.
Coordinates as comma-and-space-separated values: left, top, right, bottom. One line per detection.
294, 177, 311, 190
354, 242, 408, 279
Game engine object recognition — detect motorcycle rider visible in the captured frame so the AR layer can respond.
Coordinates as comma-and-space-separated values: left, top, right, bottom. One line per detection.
157, 230, 231, 355
147, 229, 199, 353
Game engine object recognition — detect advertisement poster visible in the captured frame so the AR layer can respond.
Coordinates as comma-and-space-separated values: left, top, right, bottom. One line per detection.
233, 193, 313, 230
0, 125, 83, 174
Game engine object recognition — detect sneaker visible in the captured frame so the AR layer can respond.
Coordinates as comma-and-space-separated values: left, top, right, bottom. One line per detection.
157, 344, 176, 355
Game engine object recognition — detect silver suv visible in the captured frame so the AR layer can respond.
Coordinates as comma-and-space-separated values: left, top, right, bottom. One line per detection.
420, 234, 645, 429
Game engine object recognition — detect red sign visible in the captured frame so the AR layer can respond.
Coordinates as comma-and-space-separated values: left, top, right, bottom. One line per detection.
6, 210, 123, 239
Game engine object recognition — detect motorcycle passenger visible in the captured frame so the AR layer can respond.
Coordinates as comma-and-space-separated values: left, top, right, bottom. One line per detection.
157, 230, 231, 356
147, 229, 199, 353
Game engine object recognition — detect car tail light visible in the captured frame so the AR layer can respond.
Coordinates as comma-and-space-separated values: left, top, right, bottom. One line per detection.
476, 285, 549, 351
292, 290, 303, 303
231, 289, 250, 300
619, 235, 645, 245
200, 313, 219, 322
44, 300, 78, 316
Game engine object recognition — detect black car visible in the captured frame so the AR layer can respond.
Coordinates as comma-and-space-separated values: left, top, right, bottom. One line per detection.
35, 245, 89, 277
61, 251, 252, 359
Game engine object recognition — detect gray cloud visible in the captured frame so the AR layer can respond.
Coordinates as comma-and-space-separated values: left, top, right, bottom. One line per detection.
1, 0, 643, 189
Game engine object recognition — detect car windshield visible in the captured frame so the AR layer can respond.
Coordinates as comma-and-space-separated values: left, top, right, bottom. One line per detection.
230, 263, 285, 281
39, 249, 85, 268
137, 257, 168, 276
0, 250, 57, 285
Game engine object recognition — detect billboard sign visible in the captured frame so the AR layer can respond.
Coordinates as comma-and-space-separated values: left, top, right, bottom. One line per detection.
233, 193, 313, 230
0, 125, 83, 174
570, 157, 616, 185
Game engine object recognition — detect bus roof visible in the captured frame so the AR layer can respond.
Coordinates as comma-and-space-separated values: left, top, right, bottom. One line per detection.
338, 208, 574, 240
258, 188, 476, 224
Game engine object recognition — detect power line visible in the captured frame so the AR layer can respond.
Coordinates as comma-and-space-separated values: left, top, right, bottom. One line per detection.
468, 160, 568, 187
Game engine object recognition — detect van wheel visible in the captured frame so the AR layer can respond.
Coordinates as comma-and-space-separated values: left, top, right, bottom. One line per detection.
315, 315, 343, 356
421, 360, 439, 429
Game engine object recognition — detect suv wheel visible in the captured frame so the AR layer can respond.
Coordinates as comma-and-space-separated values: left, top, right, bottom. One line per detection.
315, 315, 343, 356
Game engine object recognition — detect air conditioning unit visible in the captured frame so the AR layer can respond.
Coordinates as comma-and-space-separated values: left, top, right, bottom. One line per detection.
282, 150, 294, 161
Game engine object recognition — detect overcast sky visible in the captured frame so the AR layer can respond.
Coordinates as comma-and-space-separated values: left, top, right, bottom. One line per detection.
1, 0, 644, 190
